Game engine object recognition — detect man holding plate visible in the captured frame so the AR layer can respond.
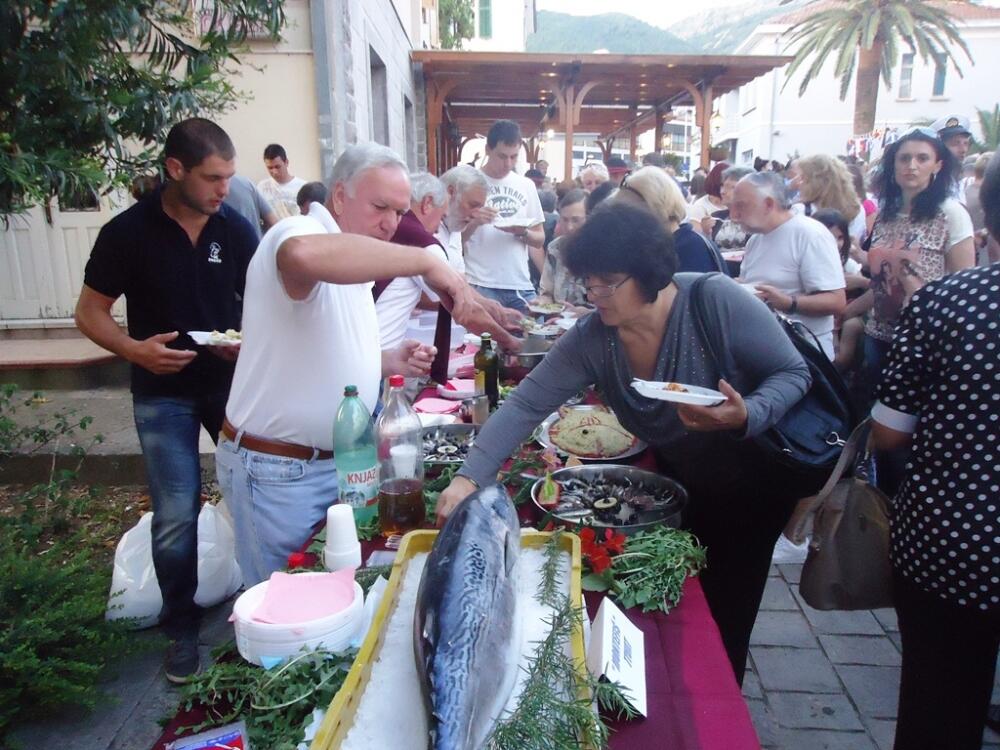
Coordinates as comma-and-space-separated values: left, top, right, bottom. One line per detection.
462, 119, 545, 313
75, 118, 259, 684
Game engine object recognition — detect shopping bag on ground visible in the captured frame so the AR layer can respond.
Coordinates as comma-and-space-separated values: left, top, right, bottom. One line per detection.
106, 504, 244, 628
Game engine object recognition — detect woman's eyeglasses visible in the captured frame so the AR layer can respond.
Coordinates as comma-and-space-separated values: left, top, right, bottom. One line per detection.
582, 276, 632, 298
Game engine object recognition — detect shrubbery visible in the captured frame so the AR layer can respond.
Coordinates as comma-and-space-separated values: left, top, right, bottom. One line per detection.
0, 384, 138, 741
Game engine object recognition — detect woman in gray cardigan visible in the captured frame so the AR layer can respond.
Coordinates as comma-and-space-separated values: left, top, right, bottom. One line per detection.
435, 203, 812, 681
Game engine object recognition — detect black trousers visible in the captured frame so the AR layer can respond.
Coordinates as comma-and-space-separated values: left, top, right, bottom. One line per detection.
893, 571, 1000, 750
659, 441, 804, 684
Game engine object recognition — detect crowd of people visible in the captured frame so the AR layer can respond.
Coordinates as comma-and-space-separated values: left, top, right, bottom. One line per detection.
76, 112, 999, 750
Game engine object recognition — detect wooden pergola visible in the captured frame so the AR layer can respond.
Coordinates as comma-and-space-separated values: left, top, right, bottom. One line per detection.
411, 51, 792, 179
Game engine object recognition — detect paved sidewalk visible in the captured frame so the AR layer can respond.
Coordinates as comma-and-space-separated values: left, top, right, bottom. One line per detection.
745, 563, 1000, 750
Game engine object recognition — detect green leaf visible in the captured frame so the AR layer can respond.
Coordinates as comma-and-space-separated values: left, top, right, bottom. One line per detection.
581, 572, 611, 592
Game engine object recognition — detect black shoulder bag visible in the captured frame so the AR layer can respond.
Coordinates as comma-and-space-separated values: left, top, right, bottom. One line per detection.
689, 274, 860, 488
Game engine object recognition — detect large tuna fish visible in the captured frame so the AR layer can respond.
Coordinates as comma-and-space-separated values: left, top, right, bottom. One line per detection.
413, 483, 521, 750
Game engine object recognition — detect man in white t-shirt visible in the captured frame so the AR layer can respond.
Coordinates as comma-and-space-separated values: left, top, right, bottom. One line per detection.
463, 120, 545, 313
732, 171, 846, 359
256, 143, 307, 220
218, 143, 516, 586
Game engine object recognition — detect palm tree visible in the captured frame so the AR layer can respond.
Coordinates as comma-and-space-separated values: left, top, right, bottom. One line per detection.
973, 104, 1000, 152
781, 0, 973, 136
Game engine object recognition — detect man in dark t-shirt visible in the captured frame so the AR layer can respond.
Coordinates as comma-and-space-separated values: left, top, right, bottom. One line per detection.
75, 118, 257, 683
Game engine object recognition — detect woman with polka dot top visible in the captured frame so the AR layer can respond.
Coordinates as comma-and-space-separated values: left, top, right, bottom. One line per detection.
872, 150, 1000, 750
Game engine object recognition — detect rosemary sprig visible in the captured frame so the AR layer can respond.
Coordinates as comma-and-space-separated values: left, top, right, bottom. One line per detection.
486, 597, 636, 750
535, 528, 565, 608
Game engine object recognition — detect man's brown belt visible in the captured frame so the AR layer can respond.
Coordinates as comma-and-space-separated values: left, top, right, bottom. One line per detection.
222, 419, 334, 461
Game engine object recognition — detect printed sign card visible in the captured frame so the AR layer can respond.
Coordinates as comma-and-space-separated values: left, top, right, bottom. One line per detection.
586, 597, 647, 717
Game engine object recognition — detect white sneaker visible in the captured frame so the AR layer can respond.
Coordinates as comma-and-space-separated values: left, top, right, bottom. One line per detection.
771, 533, 810, 565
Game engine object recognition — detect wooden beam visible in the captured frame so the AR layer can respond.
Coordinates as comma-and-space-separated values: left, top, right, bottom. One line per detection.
699, 82, 714, 170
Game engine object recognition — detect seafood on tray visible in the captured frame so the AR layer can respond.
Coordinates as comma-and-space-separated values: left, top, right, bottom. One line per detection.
422, 426, 476, 464
537, 470, 681, 528
414, 484, 521, 750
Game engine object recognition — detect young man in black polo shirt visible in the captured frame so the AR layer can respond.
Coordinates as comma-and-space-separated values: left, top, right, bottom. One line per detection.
75, 118, 258, 683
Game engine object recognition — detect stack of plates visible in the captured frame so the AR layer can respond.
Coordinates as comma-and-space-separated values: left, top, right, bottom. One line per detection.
232, 574, 364, 665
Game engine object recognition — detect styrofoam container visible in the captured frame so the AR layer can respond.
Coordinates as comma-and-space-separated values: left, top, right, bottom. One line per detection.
232, 575, 364, 665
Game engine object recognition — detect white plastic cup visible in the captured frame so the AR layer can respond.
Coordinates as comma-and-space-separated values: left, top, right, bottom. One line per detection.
389, 443, 418, 478
325, 504, 361, 572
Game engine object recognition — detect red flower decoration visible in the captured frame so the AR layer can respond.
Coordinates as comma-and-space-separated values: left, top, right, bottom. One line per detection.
589, 547, 613, 574
603, 529, 626, 555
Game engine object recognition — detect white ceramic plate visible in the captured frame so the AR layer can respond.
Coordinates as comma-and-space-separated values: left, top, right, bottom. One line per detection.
721, 250, 746, 262
188, 330, 241, 347
533, 409, 647, 461
631, 379, 726, 406
529, 325, 562, 337
554, 317, 576, 331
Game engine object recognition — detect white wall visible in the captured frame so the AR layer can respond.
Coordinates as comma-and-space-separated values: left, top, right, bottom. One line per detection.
717, 18, 1000, 165
466, 0, 528, 51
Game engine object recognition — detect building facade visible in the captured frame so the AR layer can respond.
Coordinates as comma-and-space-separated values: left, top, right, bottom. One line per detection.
714, 4, 1000, 166
465, 0, 537, 52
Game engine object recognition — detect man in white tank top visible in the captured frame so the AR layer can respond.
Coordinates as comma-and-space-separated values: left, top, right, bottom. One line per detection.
218, 143, 516, 586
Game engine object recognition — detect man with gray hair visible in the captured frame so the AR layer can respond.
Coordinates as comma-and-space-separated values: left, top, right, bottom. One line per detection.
437, 164, 488, 274
218, 143, 515, 585
436, 165, 523, 328
731, 170, 846, 359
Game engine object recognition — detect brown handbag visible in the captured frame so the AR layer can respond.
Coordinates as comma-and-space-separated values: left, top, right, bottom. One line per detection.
792, 419, 894, 611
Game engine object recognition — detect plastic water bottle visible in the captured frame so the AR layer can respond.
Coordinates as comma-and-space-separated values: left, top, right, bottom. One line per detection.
333, 385, 378, 525
375, 374, 425, 536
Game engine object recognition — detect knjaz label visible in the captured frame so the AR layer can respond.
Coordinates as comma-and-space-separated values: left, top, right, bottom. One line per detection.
346, 467, 377, 484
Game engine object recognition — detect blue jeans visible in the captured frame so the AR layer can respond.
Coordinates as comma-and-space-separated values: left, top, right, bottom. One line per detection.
471, 285, 537, 314
862, 334, 909, 497
132, 394, 226, 639
215, 436, 339, 587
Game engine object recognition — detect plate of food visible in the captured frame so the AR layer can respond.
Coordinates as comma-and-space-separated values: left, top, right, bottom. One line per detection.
532, 465, 686, 533
188, 329, 242, 346
492, 216, 536, 230
527, 301, 565, 316
631, 378, 726, 406
534, 405, 646, 461
528, 325, 562, 337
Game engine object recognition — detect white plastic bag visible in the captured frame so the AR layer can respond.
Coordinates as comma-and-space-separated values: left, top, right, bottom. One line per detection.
106, 504, 244, 628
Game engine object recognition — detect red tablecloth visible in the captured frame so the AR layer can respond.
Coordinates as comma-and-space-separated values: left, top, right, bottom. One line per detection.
154, 381, 757, 749
153, 544, 758, 750
591, 582, 759, 750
